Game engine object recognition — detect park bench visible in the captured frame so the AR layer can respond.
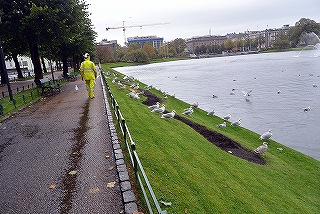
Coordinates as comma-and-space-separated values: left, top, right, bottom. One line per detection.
39, 77, 60, 96
62, 72, 78, 82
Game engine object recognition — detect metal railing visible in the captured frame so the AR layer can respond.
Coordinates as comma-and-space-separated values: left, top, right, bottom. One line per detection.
102, 73, 167, 214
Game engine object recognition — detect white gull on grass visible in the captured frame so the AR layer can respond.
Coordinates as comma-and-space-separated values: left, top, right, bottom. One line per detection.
223, 114, 231, 121
151, 104, 165, 113
217, 122, 226, 128
182, 107, 194, 116
231, 118, 241, 126
259, 129, 272, 140
254, 142, 268, 154
148, 102, 160, 109
161, 110, 176, 118
207, 110, 215, 116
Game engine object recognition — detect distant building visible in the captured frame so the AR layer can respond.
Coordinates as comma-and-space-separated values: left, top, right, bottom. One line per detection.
185, 35, 227, 54
98, 39, 118, 53
127, 35, 164, 49
186, 24, 291, 53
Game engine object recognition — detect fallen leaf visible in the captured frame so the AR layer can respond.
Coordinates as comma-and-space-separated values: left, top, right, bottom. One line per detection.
72, 152, 78, 155
49, 184, 56, 189
105, 155, 110, 159
89, 188, 100, 194
105, 150, 110, 153
108, 166, 115, 171
68, 170, 77, 175
107, 181, 116, 188
159, 200, 172, 206
184, 208, 188, 213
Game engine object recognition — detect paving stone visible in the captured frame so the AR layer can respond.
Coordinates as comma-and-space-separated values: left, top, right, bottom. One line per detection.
114, 149, 122, 154
113, 143, 120, 150
124, 202, 138, 214
112, 139, 119, 145
115, 151, 124, 160
116, 159, 125, 165
117, 164, 127, 172
123, 190, 136, 203
119, 171, 129, 181
120, 180, 132, 192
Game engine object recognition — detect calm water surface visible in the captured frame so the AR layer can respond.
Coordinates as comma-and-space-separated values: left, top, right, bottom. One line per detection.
116, 51, 320, 161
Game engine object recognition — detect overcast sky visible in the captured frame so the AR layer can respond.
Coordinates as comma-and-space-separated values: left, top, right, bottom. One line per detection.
86, 0, 320, 45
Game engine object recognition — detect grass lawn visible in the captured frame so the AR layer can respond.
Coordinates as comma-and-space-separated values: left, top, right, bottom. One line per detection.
103, 63, 320, 214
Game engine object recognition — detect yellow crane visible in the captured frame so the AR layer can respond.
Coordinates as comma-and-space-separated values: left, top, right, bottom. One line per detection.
106, 21, 169, 45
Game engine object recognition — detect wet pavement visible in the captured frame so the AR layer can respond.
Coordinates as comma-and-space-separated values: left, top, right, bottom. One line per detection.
0, 72, 137, 213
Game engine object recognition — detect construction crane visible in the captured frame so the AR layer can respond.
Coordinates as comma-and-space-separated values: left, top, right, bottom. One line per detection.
106, 21, 170, 45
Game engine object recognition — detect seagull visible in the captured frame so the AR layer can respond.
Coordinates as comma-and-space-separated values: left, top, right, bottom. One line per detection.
217, 122, 226, 128
231, 118, 241, 126
151, 104, 165, 113
161, 110, 176, 118
75, 85, 78, 91
242, 90, 252, 99
230, 88, 236, 95
304, 106, 311, 112
182, 107, 194, 116
223, 114, 231, 121
191, 102, 199, 108
184, 106, 193, 111
259, 129, 272, 140
207, 110, 215, 116
148, 102, 160, 109
254, 142, 268, 154
127, 91, 140, 99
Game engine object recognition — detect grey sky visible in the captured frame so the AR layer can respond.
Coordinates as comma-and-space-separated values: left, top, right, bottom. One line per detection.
87, 0, 320, 45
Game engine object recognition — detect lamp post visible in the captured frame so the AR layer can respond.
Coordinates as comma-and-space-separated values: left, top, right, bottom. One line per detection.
0, 11, 14, 101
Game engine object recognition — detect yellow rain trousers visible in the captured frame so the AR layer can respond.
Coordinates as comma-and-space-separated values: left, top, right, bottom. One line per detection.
80, 57, 97, 98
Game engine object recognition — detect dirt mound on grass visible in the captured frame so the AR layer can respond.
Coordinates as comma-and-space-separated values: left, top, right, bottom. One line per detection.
142, 90, 266, 165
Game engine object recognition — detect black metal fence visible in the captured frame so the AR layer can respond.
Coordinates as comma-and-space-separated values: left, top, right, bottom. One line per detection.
102, 73, 167, 214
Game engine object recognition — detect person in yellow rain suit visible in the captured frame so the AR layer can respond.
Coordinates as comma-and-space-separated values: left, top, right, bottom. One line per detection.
80, 53, 97, 98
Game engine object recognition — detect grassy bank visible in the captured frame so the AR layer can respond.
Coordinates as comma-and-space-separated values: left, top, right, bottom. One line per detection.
103, 63, 319, 214
0, 87, 43, 119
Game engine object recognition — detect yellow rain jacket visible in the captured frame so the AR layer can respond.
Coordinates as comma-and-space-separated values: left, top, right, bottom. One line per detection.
80, 56, 97, 80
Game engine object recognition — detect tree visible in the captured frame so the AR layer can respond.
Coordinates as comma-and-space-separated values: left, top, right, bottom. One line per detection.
0, 0, 96, 85
289, 18, 320, 47
172, 38, 186, 56
273, 30, 290, 50
143, 43, 155, 59
224, 38, 233, 50
123, 49, 149, 63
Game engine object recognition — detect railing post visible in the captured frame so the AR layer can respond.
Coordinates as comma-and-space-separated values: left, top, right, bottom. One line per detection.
0, 104, 4, 116
131, 143, 138, 173
122, 118, 127, 143
115, 104, 120, 122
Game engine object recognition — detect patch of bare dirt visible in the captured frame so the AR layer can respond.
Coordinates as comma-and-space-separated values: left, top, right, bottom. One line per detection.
142, 90, 266, 165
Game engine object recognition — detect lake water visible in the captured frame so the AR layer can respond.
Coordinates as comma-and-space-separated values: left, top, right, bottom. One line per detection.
115, 50, 320, 161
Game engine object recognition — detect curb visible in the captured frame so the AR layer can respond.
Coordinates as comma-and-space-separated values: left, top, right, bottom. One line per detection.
100, 75, 138, 214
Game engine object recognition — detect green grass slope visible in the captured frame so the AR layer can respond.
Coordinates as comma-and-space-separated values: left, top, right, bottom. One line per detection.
103, 64, 320, 214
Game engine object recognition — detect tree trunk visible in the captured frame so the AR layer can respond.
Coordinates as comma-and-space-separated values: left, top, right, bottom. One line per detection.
28, 41, 43, 86
0, 57, 5, 85
12, 53, 24, 79
61, 43, 68, 77
41, 56, 47, 73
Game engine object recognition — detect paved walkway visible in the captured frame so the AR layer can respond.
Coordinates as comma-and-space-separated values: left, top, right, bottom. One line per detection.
0, 71, 138, 213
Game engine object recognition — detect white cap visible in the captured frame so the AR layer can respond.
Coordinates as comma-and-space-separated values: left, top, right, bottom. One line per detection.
84, 53, 90, 58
